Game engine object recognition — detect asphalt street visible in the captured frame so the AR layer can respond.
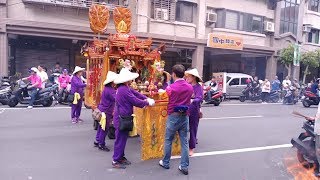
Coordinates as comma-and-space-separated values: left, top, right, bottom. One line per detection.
0, 101, 318, 180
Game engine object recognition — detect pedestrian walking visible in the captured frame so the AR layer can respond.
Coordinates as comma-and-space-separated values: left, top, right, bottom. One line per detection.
94, 71, 118, 152
184, 68, 203, 156
112, 68, 155, 169
261, 79, 271, 104
159, 64, 193, 175
70, 66, 86, 124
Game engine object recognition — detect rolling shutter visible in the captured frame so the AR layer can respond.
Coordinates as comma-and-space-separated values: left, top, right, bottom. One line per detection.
15, 48, 70, 77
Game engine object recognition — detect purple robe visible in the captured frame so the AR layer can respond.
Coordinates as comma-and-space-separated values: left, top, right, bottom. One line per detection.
112, 84, 149, 161
70, 75, 86, 120
95, 85, 116, 145
189, 83, 203, 149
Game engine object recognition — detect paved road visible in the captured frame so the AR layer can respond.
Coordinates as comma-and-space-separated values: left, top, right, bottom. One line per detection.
0, 101, 317, 180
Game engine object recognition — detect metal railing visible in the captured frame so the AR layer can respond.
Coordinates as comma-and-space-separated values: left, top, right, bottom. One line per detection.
22, 0, 127, 10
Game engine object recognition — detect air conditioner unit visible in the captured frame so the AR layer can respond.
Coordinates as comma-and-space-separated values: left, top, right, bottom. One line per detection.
155, 8, 169, 20
264, 21, 275, 32
206, 12, 217, 23
303, 25, 311, 33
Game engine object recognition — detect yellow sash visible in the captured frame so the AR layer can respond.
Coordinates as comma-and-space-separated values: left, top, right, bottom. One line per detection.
99, 112, 107, 131
72, 93, 81, 105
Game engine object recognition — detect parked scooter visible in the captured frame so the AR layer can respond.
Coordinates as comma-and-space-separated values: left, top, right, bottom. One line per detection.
291, 119, 318, 170
302, 91, 320, 108
7, 80, 57, 107
283, 86, 298, 105
267, 90, 280, 103
0, 77, 12, 105
239, 84, 261, 102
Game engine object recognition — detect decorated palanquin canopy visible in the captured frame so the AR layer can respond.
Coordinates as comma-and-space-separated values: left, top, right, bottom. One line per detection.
83, 5, 166, 108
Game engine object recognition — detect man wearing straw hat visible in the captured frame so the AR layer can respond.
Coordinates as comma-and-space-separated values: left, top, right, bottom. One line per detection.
184, 68, 204, 156
112, 68, 155, 169
70, 66, 86, 124
93, 71, 118, 152
159, 64, 193, 175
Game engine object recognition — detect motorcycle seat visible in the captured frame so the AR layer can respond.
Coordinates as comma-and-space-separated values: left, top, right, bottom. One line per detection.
38, 88, 51, 94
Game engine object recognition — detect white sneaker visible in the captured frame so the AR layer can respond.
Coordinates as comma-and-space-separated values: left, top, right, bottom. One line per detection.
27, 106, 33, 109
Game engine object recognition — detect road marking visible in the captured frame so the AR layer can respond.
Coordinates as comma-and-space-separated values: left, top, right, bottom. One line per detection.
171, 144, 292, 159
202, 115, 263, 120
221, 103, 283, 106
0, 106, 88, 110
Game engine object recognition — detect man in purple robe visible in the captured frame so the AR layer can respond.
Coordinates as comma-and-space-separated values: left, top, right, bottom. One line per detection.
159, 64, 193, 175
94, 71, 118, 151
112, 68, 155, 169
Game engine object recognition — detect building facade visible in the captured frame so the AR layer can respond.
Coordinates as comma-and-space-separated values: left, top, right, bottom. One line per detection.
0, 0, 318, 82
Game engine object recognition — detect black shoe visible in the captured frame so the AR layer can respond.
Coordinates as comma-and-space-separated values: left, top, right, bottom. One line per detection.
94, 141, 99, 147
98, 144, 110, 152
119, 157, 131, 165
112, 161, 126, 169
178, 166, 188, 175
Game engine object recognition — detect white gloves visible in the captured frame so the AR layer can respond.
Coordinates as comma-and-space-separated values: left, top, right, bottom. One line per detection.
147, 98, 155, 106
158, 89, 166, 93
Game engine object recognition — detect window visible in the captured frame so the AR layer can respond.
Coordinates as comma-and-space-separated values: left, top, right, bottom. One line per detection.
241, 78, 249, 85
308, 29, 320, 44
216, 10, 264, 33
225, 11, 238, 30
151, 0, 197, 23
280, 0, 299, 35
229, 78, 240, 86
309, 0, 320, 12
176, 1, 196, 23
152, 0, 176, 21
251, 16, 263, 33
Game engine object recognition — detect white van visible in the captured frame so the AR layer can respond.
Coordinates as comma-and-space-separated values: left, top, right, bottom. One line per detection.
226, 73, 253, 97
206, 72, 253, 98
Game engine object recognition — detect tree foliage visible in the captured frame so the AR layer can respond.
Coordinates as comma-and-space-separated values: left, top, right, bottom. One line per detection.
279, 44, 294, 65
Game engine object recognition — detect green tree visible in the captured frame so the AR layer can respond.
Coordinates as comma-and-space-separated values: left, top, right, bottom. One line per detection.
301, 50, 320, 84
279, 44, 294, 77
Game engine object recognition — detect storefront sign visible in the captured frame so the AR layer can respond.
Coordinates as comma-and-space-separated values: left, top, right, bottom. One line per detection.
207, 33, 243, 50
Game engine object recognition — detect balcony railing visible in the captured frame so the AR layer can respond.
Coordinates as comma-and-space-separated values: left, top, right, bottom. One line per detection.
22, 0, 127, 10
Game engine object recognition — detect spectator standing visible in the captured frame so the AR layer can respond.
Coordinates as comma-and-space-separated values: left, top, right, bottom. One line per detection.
261, 79, 271, 104
38, 65, 48, 88
159, 64, 193, 176
271, 76, 281, 91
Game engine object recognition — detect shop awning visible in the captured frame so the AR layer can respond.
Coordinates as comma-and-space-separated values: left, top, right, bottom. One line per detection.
177, 0, 198, 4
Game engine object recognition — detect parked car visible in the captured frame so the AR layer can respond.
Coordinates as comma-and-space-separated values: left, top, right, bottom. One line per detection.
205, 73, 253, 98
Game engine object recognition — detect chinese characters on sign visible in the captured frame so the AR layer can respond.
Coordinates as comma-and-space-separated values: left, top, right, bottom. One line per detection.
207, 33, 244, 50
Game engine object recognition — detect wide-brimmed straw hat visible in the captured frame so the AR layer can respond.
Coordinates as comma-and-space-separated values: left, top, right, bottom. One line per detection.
72, 66, 85, 75
103, 71, 118, 85
185, 68, 203, 82
114, 68, 139, 84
